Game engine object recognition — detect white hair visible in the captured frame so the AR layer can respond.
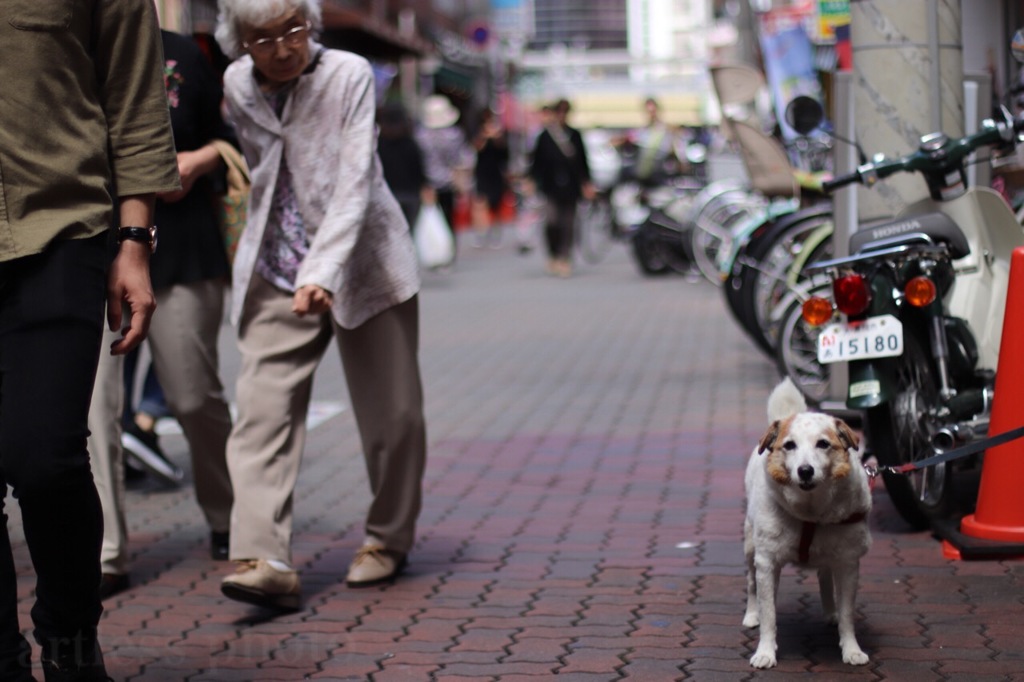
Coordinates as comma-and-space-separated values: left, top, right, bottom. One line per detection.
215, 0, 322, 59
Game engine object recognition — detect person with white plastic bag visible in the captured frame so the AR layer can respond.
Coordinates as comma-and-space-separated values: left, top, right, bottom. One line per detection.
414, 201, 455, 269
415, 95, 472, 264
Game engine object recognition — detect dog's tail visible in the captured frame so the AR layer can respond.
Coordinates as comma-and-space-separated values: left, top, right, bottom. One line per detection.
767, 378, 807, 423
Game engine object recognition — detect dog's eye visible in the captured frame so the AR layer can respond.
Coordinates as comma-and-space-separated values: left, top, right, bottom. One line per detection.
816, 439, 831, 449
783, 440, 797, 451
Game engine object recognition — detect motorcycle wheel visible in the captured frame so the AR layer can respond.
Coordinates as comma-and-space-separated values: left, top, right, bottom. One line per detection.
864, 331, 958, 530
774, 282, 831, 406
631, 218, 691, 276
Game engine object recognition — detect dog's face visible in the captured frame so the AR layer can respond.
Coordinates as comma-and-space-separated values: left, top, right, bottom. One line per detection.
757, 413, 859, 491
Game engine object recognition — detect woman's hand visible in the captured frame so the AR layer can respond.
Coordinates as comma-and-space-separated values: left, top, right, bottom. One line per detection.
292, 284, 333, 317
158, 145, 222, 203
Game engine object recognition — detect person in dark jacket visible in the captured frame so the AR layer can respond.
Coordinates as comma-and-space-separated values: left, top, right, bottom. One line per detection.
529, 99, 595, 278
471, 107, 510, 247
377, 103, 428, 230
88, 29, 236, 600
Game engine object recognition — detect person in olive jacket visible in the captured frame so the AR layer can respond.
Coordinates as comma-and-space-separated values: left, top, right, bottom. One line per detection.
0, 2, 179, 679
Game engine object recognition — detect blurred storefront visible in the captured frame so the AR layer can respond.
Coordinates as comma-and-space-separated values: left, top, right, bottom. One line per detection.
175, 0, 491, 119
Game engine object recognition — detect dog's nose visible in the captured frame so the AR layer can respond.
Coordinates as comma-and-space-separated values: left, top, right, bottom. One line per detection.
797, 465, 815, 481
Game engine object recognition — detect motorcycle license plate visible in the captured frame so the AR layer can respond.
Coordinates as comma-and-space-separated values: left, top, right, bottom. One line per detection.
816, 315, 904, 364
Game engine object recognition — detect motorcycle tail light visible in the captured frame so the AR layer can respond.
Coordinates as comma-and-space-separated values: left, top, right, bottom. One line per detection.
801, 296, 835, 326
833, 273, 871, 317
905, 275, 937, 307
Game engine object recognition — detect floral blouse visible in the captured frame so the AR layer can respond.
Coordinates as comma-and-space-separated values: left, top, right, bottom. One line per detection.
256, 87, 310, 292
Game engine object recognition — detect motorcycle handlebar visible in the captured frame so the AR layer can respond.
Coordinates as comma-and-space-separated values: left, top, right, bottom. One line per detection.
821, 111, 1022, 195
821, 170, 861, 194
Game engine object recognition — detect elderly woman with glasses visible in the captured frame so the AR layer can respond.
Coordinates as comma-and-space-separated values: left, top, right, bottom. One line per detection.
214, 0, 427, 611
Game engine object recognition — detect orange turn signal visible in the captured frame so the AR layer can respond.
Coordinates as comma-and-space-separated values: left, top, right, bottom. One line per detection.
801, 296, 835, 326
904, 276, 937, 307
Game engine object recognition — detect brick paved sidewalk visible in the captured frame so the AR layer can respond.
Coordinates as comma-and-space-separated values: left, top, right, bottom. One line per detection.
9, 234, 1024, 680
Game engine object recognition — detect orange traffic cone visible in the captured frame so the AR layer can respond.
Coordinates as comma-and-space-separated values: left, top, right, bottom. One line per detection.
959, 246, 1024, 543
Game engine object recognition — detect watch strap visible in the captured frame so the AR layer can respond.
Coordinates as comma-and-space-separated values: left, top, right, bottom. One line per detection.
116, 226, 157, 253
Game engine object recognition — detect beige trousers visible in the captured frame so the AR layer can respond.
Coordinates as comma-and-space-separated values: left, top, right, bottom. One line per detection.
87, 279, 234, 575
227, 275, 426, 564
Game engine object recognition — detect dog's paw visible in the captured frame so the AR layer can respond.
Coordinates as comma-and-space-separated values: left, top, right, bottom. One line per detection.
842, 647, 869, 665
742, 611, 760, 628
749, 649, 777, 669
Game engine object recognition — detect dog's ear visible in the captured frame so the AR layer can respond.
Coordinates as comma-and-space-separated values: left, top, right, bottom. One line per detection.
835, 419, 859, 451
758, 421, 780, 455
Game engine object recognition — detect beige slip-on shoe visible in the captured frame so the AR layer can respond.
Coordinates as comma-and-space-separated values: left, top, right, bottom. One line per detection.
221, 559, 301, 611
345, 541, 407, 587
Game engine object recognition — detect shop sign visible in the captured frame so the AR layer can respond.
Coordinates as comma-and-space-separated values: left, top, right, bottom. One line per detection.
817, 0, 850, 42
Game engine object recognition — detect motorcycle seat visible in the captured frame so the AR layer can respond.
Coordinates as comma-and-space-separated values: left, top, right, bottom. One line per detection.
849, 212, 970, 259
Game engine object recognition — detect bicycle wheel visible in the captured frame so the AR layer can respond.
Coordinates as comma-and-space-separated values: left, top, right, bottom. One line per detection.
747, 216, 834, 352
692, 197, 761, 286
729, 206, 833, 356
774, 280, 831, 406
577, 197, 616, 264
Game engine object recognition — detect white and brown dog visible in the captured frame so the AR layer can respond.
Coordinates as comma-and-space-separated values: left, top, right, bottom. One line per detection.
743, 378, 871, 668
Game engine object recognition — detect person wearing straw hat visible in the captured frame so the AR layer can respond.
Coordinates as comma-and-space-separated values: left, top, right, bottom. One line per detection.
415, 95, 472, 263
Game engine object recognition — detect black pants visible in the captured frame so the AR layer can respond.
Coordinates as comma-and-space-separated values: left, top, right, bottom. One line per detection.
435, 186, 456, 238
0, 234, 108, 678
544, 200, 578, 260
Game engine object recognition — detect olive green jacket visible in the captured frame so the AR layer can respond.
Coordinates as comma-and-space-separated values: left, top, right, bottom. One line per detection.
0, 0, 180, 262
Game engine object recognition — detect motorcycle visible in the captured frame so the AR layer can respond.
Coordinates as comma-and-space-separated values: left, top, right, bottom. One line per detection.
629, 177, 704, 276
798, 102, 1024, 529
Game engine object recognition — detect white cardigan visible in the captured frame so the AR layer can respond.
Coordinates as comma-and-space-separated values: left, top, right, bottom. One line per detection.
223, 45, 420, 329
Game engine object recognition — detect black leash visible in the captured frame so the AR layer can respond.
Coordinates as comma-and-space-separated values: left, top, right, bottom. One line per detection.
865, 422, 1024, 477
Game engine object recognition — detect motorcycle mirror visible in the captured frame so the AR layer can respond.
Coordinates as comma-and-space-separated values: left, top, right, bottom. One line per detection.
1012, 28, 1024, 63
784, 95, 824, 135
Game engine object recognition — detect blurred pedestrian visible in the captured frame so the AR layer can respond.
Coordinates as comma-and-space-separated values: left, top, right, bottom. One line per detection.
633, 97, 681, 185
377, 102, 428, 229
471, 107, 510, 248
120, 354, 173, 457
87, 27, 238, 601
529, 99, 595, 278
415, 94, 471, 262
214, 0, 427, 611
0, 2, 178, 679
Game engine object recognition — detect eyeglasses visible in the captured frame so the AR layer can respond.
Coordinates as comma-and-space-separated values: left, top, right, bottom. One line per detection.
243, 22, 311, 56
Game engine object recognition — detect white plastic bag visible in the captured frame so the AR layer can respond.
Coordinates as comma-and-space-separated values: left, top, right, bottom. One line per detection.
414, 203, 455, 269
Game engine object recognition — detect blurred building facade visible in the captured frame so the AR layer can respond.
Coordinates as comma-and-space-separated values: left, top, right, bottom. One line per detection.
515, 0, 716, 128
152, 1, 1024, 135
165, 0, 494, 121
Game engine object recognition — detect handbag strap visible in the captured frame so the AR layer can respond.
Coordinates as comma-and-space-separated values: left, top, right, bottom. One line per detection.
211, 139, 251, 188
